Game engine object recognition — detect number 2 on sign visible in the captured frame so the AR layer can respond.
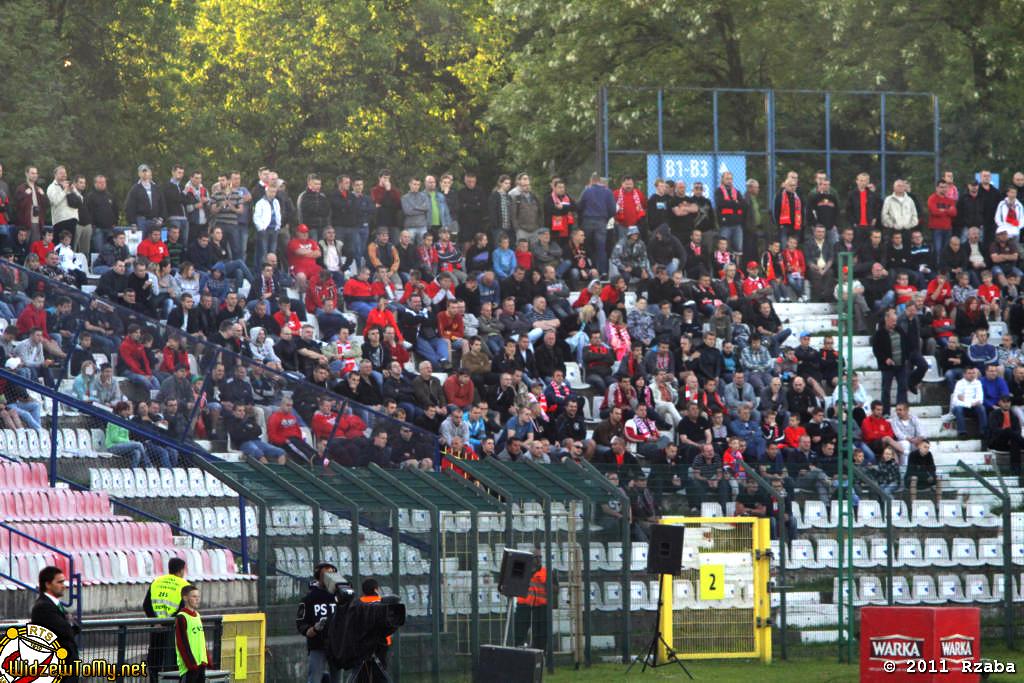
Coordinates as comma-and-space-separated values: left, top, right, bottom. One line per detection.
700, 564, 725, 600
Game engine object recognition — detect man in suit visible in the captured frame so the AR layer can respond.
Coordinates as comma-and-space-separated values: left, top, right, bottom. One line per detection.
30, 565, 79, 682
802, 224, 836, 302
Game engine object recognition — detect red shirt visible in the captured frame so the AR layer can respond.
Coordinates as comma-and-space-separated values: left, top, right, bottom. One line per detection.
515, 250, 533, 271
119, 337, 151, 375
137, 239, 169, 264
614, 188, 647, 226
782, 248, 806, 276
893, 283, 917, 305
268, 410, 303, 445
342, 278, 374, 300
15, 306, 49, 339
978, 283, 1001, 304
861, 415, 895, 442
931, 317, 954, 339
287, 237, 321, 280
437, 310, 464, 340
925, 279, 953, 306
29, 240, 54, 263
273, 310, 302, 334
364, 308, 402, 340
783, 425, 808, 449
742, 276, 770, 297
927, 193, 958, 231
311, 411, 338, 440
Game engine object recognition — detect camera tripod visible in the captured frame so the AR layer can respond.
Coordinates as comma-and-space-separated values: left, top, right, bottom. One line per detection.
345, 653, 392, 683
625, 576, 693, 678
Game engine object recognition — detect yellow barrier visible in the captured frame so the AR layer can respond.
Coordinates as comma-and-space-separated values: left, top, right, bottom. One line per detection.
219, 613, 266, 682
656, 517, 771, 664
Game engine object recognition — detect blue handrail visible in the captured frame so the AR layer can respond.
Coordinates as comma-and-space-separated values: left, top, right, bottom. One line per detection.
0, 521, 82, 622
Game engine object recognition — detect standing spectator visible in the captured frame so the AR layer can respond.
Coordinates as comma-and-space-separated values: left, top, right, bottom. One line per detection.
871, 309, 908, 415
510, 173, 542, 243
401, 177, 429, 241
927, 179, 958, 262
86, 174, 118, 253
252, 182, 282, 268
423, 175, 451, 237
14, 166, 48, 241
46, 165, 79, 241
881, 179, 918, 233
994, 186, 1024, 240
976, 170, 1002, 241
845, 172, 881, 240
371, 170, 402, 239
805, 176, 839, 241
295, 173, 330, 241
773, 173, 802, 245
714, 171, 744, 252
577, 173, 617, 275
163, 164, 189, 245
183, 171, 210, 240
125, 164, 166, 235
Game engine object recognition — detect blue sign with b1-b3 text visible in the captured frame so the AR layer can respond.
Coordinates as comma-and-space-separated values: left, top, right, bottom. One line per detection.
647, 154, 747, 204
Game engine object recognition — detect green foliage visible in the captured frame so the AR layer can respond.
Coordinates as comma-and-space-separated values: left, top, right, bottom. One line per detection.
3, 0, 1024, 194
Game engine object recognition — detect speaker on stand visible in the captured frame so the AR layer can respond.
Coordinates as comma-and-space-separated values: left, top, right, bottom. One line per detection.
496, 548, 537, 647
627, 524, 693, 678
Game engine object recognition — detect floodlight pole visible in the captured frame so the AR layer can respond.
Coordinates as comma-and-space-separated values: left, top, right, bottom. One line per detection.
835, 252, 856, 663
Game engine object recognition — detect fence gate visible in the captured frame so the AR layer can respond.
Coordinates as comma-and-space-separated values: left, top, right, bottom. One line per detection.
656, 516, 771, 663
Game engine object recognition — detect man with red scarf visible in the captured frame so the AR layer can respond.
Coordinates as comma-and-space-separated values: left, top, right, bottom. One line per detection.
773, 173, 802, 245
845, 172, 881, 243
613, 175, 646, 243
714, 171, 745, 252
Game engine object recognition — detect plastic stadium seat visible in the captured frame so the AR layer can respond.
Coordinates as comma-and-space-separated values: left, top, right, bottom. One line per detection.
789, 540, 814, 569
803, 500, 829, 528
601, 583, 623, 611
939, 501, 969, 528
951, 538, 983, 567
630, 581, 654, 611
964, 574, 998, 603
1013, 543, 1024, 566
897, 538, 927, 568
187, 469, 208, 497
603, 543, 623, 572
978, 537, 1003, 566
923, 538, 953, 567
630, 543, 648, 572
815, 539, 838, 569
858, 576, 885, 605
672, 580, 694, 609
938, 575, 965, 602
892, 576, 915, 604
912, 575, 943, 604
833, 578, 857, 606
857, 500, 883, 528
563, 362, 589, 391
966, 503, 1002, 528
911, 500, 941, 528
700, 503, 721, 518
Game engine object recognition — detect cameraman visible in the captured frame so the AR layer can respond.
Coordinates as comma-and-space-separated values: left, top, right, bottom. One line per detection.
358, 579, 392, 648
297, 562, 341, 683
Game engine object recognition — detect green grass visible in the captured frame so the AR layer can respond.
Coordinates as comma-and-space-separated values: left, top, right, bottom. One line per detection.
537, 644, 1024, 682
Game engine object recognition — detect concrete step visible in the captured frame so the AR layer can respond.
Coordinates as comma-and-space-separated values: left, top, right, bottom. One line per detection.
930, 440, 983, 454
910, 405, 944, 418
774, 303, 836, 317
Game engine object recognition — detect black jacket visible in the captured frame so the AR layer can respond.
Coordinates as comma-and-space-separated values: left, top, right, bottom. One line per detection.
125, 182, 166, 224
30, 595, 79, 663
456, 185, 489, 233
296, 583, 337, 652
297, 189, 331, 231
328, 189, 358, 227
956, 192, 985, 230
162, 180, 188, 219
86, 190, 118, 230
871, 324, 909, 367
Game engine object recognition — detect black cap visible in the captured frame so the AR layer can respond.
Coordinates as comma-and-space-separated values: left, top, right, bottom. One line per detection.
1000, 394, 1012, 402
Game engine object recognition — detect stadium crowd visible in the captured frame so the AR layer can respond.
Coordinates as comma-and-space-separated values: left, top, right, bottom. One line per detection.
0, 161, 1023, 539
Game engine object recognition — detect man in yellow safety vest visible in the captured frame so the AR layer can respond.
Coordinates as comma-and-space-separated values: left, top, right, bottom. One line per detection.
175, 584, 210, 682
144, 557, 189, 681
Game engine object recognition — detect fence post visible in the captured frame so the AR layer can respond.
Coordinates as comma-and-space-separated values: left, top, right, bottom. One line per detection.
48, 392, 59, 487
602, 86, 610, 178
957, 460, 1012, 648
824, 92, 832, 179
712, 89, 720, 187
766, 89, 776, 202
238, 496, 249, 573
933, 95, 941, 183
880, 93, 888, 195
657, 88, 665, 183
116, 623, 127, 667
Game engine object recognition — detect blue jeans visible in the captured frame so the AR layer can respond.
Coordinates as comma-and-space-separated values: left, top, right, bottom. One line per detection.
953, 404, 987, 437
126, 371, 160, 391
145, 443, 175, 468
13, 404, 40, 429
416, 336, 448, 365
932, 230, 951, 267
339, 225, 369, 269
109, 442, 151, 468
214, 260, 256, 288
254, 230, 278, 269
583, 218, 610, 276
307, 649, 342, 683
136, 216, 162, 234
720, 224, 743, 252
241, 441, 286, 461
347, 301, 375, 321
871, 291, 896, 313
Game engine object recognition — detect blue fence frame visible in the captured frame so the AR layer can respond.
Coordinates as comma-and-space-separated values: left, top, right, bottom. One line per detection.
599, 86, 940, 201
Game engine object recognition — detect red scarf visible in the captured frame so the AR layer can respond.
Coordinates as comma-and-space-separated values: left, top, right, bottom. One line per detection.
859, 190, 869, 226
1008, 201, 1019, 226
615, 189, 645, 220
780, 191, 802, 230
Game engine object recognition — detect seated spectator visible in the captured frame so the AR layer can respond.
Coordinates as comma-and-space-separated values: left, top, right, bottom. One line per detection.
104, 401, 152, 467
267, 396, 317, 464
226, 403, 285, 464
904, 439, 940, 499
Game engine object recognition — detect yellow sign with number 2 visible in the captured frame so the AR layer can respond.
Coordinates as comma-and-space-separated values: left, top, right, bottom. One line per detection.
699, 564, 725, 600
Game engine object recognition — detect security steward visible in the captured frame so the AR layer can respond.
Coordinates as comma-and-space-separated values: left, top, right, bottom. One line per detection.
144, 557, 189, 681
514, 544, 554, 651
297, 562, 341, 683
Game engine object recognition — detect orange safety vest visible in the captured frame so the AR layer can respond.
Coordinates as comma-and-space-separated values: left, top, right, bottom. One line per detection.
516, 566, 547, 606
359, 595, 393, 645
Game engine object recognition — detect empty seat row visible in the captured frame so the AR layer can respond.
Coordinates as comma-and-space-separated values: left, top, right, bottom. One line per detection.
89, 467, 228, 499
7, 521, 173, 552
836, 574, 1024, 606
0, 547, 239, 587
0, 488, 115, 521
0, 428, 104, 460
0, 461, 48, 489
788, 535, 1009, 570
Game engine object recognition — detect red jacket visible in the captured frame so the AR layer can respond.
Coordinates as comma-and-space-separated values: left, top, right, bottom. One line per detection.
782, 248, 806, 277
443, 375, 475, 409
342, 278, 374, 300
306, 279, 339, 313
364, 308, 401, 340
15, 306, 49, 339
119, 337, 151, 375
13, 184, 48, 230
861, 415, 895, 443
311, 411, 337, 440
268, 410, 303, 445
30, 240, 54, 263
927, 192, 957, 231
160, 348, 189, 373
614, 188, 647, 226
137, 239, 169, 264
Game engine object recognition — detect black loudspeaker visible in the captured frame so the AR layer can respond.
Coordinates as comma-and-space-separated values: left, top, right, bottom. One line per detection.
475, 645, 544, 683
646, 524, 685, 575
497, 548, 536, 598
